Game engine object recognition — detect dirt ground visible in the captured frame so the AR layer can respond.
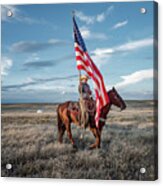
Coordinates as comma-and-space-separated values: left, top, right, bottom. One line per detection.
1, 101, 158, 180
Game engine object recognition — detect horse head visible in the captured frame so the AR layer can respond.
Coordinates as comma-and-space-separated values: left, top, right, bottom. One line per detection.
108, 87, 126, 111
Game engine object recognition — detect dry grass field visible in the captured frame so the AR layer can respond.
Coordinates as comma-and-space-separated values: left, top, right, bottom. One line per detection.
1, 101, 158, 180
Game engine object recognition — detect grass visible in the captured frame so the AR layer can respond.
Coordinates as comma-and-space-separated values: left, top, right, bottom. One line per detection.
1, 101, 158, 180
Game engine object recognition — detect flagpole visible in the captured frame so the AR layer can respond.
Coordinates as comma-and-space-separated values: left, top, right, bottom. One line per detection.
72, 10, 75, 17
72, 11, 85, 134
72, 10, 82, 83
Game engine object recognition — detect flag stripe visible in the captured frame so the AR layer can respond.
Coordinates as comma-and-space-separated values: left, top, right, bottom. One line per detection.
85, 52, 109, 105
76, 58, 102, 94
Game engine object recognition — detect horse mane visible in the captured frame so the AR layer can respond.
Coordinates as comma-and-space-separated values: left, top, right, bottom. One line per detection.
107, 89, 112, 97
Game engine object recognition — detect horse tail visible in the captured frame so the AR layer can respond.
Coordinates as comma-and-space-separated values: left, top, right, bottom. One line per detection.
57, 104, 62, 130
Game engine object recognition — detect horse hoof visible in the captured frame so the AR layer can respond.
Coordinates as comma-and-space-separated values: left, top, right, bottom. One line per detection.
87, 147, 93, 150
88, 146, 95, 150
72, 144, 78, 149
88, 145, 100, 150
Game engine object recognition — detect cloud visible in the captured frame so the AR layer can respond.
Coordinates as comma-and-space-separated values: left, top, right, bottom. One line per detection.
23, 60, 54, 69
115, 38, 153, 52
75, 6, 114, 25
10, 39, 69, 53
118, 90, 153, 100
31, 75, 78, 85
24, 53, 40, 63
91, 37, 153, 67
96, 13, 105, 22
2, 89, 79, 103
96, 6, 114, 23
92, 37, 153, 56
75, 11, 94, 25
2, 74, 78, 92
1, 56, 13, 77
115, 69, 153, 89
80, 26, 107, 40
91, 53, 111, 69
112, 20, 128, 30
22, 54, 74, 70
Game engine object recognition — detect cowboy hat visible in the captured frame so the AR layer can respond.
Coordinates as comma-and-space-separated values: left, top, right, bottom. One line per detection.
80, 74, 90, 81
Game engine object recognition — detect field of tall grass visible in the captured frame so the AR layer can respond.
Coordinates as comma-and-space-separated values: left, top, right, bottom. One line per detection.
1, 101, 158, 180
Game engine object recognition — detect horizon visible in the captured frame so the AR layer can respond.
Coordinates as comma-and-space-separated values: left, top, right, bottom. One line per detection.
1, 99, 157, 105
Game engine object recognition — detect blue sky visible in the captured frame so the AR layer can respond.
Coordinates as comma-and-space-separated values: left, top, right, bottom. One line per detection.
1, 1, 156, 103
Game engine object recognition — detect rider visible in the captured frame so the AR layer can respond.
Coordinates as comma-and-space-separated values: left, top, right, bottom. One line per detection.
78, 74, 92, 128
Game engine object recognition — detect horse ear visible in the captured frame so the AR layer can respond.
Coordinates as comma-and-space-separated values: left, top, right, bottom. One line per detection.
112, 87, 115, 91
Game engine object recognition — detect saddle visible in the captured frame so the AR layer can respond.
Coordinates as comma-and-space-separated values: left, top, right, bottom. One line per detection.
68, 100, 96, 128
84, 99, 96, 113
68, 102, 81, 122
68, 102, 78, 111
68, 99, 96, 114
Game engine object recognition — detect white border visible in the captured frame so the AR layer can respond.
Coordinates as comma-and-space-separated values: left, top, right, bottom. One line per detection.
0, 0, 162, 186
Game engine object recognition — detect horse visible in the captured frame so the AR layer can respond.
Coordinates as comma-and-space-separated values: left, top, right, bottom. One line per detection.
57, 87, 126, 149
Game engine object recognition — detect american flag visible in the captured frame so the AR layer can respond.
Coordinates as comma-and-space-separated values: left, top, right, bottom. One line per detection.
73, 16, 110, 128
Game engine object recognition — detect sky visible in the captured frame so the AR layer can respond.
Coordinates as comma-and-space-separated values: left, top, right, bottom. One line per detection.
1, 1, 157, 103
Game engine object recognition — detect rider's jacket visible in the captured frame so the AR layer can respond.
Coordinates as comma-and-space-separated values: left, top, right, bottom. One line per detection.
78, 82, 92, 99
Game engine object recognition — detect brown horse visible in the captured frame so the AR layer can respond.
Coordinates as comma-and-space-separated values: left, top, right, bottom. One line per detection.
57, 87, 126, 149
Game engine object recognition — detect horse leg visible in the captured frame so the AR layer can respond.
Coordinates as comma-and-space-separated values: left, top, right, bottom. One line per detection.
65, 122, 76, 147
58, 123, 66, 144
99, 125, 104, 136
57, 109, 66, 143
89, 127, 101, 149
